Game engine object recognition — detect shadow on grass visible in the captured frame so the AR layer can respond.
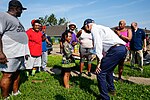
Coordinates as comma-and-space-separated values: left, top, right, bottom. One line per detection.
70, 76, 98, 97
51, 72, 98, 98
49, 65, 62, 75
124, 64, 131, 68
55, 94, 66, 100
20, 70, 28, 85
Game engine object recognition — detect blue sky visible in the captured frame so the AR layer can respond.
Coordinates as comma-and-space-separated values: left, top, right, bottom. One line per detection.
0, 0, 150, 30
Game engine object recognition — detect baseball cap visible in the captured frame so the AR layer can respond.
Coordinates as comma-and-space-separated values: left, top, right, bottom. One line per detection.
31, 19, 41, 26
9, 0, 27, 10
31, 19, 36, 25
83, 19, 94, 26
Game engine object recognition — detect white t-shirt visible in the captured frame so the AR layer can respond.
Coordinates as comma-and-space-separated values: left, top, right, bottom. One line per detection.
80, 30, 93, 48
0, 12, 30, 58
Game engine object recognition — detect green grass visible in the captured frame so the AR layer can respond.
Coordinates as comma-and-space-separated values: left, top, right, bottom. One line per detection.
0, 55, 150, 100
47, 55, 150, 78
114, 61, 150, 78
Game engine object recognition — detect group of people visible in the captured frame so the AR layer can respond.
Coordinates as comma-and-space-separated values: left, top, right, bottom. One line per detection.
60, 19, 147, 100
0, 0, 148, 100
60, 22, 95, 88
25, 19, 51, 76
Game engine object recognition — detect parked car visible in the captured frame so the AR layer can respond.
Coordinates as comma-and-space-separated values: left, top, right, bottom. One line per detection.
46, 36, 53, 54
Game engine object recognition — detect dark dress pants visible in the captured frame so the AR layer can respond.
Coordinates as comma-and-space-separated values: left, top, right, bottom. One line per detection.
97, 45, 127, 100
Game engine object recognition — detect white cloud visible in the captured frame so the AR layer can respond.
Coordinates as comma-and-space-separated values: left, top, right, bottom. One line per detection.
87, 0, 97, 6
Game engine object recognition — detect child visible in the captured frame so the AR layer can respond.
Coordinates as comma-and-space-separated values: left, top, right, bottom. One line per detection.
62, 30, 79, 88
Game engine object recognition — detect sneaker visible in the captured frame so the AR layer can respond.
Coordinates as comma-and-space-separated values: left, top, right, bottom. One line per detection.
41, 68, 47, 72
26, 71, 29, 77
113, 73, 115, 76
79, 72, 82, 77
139, 68, 143, 73
12, 90, 21, 96
87, 72, 92, 77
4, 96, 10, 100
31, 70, 36, 76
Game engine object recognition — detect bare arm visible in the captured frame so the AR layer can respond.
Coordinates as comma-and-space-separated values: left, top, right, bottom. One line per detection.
76, 30, 82, 38
115, 29, 132, 43
143, 39, 147, 51
0, 34, 3, 52
46, 38, 51, 45
0, 34, 7, 64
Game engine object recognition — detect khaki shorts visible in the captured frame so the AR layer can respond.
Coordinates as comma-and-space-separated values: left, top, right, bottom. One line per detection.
25, 56, 41, 69
79, 47, 93, 64
0, 56, 25, 72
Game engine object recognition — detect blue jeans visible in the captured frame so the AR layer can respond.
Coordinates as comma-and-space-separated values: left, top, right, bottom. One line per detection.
97, 45, 127, 100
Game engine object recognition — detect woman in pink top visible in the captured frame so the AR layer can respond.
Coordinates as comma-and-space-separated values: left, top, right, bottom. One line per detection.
114, 20, 132, 80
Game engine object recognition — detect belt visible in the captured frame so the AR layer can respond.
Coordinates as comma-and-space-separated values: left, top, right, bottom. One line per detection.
111, 44, 124, 48
108, 44, 125, 52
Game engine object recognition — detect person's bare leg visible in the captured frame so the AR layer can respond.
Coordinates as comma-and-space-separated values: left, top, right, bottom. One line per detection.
0, 72, 12, 98
80, 62, 84, 73
12, 71, 20, 93
63, 72, 70, 88
118, 60, 124, 80
87, 63, 92, 76
118, 65, 123, 79
87, 63, 91, 73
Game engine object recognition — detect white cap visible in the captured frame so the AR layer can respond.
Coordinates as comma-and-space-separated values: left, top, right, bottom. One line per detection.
68, 22, 76, 27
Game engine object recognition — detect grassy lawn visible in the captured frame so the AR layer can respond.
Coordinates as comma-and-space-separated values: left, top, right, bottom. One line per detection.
0, 55, 150, 100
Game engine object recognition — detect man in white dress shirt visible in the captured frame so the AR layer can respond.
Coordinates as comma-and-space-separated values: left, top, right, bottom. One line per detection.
82, 19, 127, 100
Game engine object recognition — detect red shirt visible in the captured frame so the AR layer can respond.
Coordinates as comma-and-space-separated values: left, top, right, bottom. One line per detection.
26, 28, 43, 56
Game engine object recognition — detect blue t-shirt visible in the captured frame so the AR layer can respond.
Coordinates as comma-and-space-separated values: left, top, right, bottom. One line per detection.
130, 28, 146, 50
42, 33, 48, 52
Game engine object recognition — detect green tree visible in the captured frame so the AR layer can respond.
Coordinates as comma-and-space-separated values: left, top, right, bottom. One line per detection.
58, 17, 66, 25
39, 13, 67, 26
47, 14, 57, 26
39, 15, 48, 26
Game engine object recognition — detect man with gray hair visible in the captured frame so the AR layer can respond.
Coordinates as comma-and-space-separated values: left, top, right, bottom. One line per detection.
82, 19, 127, 100
130, 22, 147, 72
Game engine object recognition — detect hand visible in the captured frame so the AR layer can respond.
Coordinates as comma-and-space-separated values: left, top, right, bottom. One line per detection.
0, 52, 8, 64
78, 40, 82, 44
25, 55, 30, 60
143, 47, 147, 52
114, 30, 120, 36
95, 63, 101, 74
72, 42, 77, 46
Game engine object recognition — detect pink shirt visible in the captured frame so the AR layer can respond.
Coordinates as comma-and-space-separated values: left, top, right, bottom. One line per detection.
120, 30, 130, 47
